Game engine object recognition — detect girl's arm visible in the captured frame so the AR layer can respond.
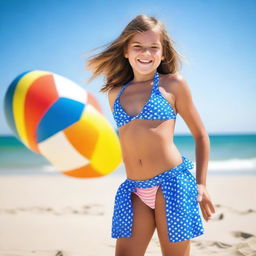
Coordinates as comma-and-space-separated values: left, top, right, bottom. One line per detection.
167, 74, 215, 221
172, 75, 209, 186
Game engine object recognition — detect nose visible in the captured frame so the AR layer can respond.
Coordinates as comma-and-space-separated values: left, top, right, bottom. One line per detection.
141, 47, 151, 54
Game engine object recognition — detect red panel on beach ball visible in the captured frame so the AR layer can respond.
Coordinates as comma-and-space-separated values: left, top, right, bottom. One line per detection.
24, 74, 59, 153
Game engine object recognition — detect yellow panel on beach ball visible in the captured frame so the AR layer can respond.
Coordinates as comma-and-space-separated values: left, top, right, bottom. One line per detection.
64, 104, 122, 177
87, 107, 122, 176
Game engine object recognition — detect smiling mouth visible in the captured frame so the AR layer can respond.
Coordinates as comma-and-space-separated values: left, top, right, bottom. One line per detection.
137, 59, 153, 64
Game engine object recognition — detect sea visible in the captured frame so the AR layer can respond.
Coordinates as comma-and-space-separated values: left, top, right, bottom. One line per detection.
0, 134, 256, 177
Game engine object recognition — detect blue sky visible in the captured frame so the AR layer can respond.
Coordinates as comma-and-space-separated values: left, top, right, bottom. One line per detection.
1, 0, 255, 135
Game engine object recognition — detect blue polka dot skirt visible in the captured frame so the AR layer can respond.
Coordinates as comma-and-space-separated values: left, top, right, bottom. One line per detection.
111, 156, 204, 243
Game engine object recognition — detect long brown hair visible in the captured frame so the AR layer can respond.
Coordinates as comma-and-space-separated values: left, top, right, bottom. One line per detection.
85, 14, 184, 93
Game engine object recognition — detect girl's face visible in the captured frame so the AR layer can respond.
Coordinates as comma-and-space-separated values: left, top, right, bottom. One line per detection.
124, 29, 164, 76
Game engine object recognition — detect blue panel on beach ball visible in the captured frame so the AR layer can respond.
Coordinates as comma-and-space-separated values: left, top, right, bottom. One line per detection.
37, 97, 85, 142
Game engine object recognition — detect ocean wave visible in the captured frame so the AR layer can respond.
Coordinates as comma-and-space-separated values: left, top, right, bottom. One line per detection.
1, 158, 256, 175
207, 157, 256, 171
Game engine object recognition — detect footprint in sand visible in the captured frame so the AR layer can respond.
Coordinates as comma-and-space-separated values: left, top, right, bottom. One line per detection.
192, 240, 232, 249
232, 231, 254, 239
55, 251, 64, 256
215, 204, 256, 215
0, 205, 104, 216
235, 236, 256, 256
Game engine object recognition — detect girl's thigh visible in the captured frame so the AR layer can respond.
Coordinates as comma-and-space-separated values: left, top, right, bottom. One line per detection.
115, 192, 156, 256
155, 186, 191, 256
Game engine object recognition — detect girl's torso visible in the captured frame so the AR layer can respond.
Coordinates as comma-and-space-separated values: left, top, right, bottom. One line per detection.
111, 71, 183, 180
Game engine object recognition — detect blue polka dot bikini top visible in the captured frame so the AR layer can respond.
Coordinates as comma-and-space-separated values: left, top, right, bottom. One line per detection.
112, 71, 177, 128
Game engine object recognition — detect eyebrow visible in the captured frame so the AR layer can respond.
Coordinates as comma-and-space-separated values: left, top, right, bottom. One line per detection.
130, 41, 161, 45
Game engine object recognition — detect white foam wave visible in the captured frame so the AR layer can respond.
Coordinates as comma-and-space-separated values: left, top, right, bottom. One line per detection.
209, 158, 256, 171
40, 165, 58, 172
38, 158, 256, 175
196, 157, 256, 172
41, 158, 256, 173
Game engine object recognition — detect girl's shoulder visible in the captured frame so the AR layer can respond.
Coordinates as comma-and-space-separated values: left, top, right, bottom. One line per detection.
160, 73, 190, 95
159, 73, 193, 109
107, 85, 123, 112
108, 85, 123, 98
160, 72, 184, 84
159, 73, 186, 91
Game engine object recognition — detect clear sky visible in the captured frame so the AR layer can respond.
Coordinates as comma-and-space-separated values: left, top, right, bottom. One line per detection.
1, 0, 255, 135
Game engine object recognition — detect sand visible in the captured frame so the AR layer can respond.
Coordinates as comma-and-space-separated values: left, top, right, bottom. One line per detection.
0, 174, 255, 256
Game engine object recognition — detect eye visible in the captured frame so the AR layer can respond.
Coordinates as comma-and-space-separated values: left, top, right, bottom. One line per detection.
133, 45, 141, 48
151, 46, 159, 49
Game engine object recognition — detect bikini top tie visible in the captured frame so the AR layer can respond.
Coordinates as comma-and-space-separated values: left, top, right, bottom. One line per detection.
112, 71, 177, 128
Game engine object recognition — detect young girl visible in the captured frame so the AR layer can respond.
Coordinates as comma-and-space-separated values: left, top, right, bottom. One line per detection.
86, 14, 215, 256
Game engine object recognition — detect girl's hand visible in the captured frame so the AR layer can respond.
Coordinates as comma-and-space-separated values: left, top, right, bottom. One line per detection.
196, 184, 216, 222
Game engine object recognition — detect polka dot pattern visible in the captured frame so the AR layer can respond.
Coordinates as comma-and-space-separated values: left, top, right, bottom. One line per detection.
113, 72, 177, 128
111, 156, 204, 243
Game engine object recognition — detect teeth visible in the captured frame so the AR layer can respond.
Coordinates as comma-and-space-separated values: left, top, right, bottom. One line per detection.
138, 59, 152, 63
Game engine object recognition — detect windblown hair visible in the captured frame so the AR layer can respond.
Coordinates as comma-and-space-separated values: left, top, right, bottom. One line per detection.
85, 14, 184, 93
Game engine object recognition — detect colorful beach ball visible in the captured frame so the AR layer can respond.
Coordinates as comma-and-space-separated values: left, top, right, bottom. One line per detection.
4, 70, 122, 178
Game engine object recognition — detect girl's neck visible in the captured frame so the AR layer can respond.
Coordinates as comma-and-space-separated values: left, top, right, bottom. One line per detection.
132, 70, 156, 83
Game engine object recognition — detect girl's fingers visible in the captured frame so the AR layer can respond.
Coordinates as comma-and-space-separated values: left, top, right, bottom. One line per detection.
208, 200, 216, 213
196, 186, 215, 221
199, 201, 209, 221
202, 200, 212, 217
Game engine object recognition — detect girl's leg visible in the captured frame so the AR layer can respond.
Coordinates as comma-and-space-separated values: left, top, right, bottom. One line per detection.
155, 186, 191, 256
115, 192, 156, 256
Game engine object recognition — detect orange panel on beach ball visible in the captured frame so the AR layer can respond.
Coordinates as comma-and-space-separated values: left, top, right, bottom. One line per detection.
62, 164, 102, 178
64, 105, 100, 159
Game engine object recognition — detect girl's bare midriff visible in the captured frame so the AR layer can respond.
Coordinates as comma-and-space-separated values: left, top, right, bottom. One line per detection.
118, 118, 183, 180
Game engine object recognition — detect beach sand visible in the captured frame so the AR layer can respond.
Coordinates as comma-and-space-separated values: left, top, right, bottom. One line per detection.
0, 173, 255, 256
